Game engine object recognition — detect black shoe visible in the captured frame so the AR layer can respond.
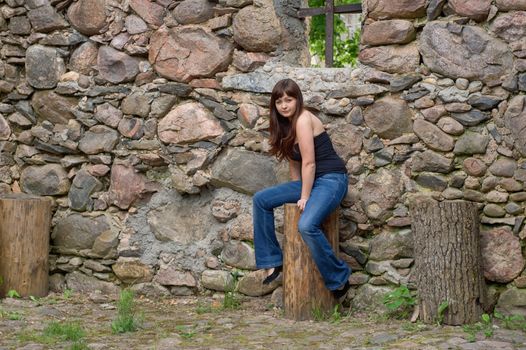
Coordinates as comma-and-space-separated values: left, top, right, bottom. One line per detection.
262, 266, 282, 285
332, 281, 351, 299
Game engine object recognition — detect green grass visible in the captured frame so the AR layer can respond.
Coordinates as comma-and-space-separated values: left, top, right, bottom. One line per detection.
111, 289, 142, 333
222, 290, 241, 310
175, 324, 196, 339
63, 288, 73, 299
44, 321, 86, 341
312, 304, 346, 322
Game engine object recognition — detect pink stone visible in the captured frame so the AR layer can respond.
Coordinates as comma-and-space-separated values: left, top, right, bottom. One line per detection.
158, 102, 224, 145
189, 79, 221, 89
237, 103, 260, 128
449, 0, 492, 22
481, 227, 525, 283
129, 0, 165, 28
108, 162, 148, 209
87, 164, 110, 177
463, 157, 487, 177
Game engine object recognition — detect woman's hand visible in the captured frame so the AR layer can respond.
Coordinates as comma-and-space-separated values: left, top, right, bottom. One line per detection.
297, 198, 308, 211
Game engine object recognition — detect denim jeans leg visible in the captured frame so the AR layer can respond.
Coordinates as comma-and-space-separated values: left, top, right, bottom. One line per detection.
253, 181, 302, 269
297, 173, 350, 290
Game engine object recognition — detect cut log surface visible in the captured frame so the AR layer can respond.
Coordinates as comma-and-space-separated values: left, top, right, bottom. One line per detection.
283, 204, 339, 321
411, 198, 485, 325
0, 193, 52, 297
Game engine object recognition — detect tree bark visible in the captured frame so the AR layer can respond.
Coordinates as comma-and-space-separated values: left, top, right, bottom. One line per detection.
0, 193, 52, 297
283, 204, 339, 320
411, 198, 485, 325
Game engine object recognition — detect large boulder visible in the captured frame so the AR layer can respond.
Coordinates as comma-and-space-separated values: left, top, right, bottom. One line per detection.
67, 0, 107, 35
369, 229, 413, 260
232, 0, 281, 52
149, 26, 233, 82
173, 0, 214, 24
481, 227, 525, 283
359, 43, 420, 74
31, 90, 78, 124
360, 168, 404, 222
97, 46, 140, 83
419, 22, 514, 85
26, 45, 65, 89
496, 0, 526, 11
490, 11, 526, 43
158, 102, 224, 144
448, 0, 492, 22
496, 288, 526, 317
210, 148, 278, 194
52, 213, 112, 250
361, 20, 416, 46
28, 5, 68, 33
21, 164, 70, 195
364, 96, 413, 139
66, 271, 119, 297
366, 0, 426, 19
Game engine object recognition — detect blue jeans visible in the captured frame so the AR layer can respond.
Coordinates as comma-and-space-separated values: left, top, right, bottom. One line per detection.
253, 172, 351, 291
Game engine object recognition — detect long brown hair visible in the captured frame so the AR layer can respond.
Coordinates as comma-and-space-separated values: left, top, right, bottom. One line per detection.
269, 79, 304, 161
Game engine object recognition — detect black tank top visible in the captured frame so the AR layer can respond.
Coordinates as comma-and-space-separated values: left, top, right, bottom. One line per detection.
291, 131, 347, 178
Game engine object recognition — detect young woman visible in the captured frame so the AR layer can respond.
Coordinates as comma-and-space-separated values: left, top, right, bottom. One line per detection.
253, 78, 351, 299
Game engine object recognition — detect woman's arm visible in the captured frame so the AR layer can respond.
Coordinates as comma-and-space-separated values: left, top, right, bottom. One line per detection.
289, 159, 301, 181
295, 112, 315, 210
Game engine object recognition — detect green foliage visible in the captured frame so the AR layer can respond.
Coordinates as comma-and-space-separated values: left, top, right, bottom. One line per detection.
44, 321, 86, 342
494, 312, 526, 331
195, 302, 214, 314
308, 0, 362, 67
222, 290, 241, 310
175, 324, 197, 339
463, 313, 495, 342
312, 304, 345, 322
63, 288, 73, 300
7, 289, 20, 298
436, 300, 449, 325
111, 289, 141, 334
382, 285, 416, 319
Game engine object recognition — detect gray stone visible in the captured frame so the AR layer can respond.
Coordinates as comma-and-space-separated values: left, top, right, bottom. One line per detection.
360, 168, 404, 222
125, 15, 148, 34
413, 119, 455, 152
94, 103, 123, 128
154, 265, 196, 287
483, 204, 506, 217
68, 169, 103, 211
69, 41, 98, 75
221, 240, 256, 270
364, 96, 413, 139
327, 84, 388, 99
21, 164, 70, 195
28, 5, 68, 33
411, 151, 453, 174
122, 93, 152, 118
496, 0, 526, 11
0, 115, 11, 141
485, 190, 509, 203
369, 229, 413, 260
222, 72, 285, 93
173, 0, 214, 24
468, 95, 502, 111
489, 158, 517, 177
92, 228, 119, 257
442, 188, 464, 200
39, 29, 87, 46
238, 270, 279, 296
437, 116, 464, 135
78, 125, 119, 154
26, 45, 65, 89
351, 284, 391, 315
419, 22, 513, 85
367, 0, 426, 19
450, 110, 490, 126
503, 96, 526, 157
496, 288, 526, 317
8, 16, 31, 34
98, 46, 140, 84
505, 202, 522, 215
463, 189, 485, 202
66, 271, 119, 297
481, 227, 525, 283
416, 172, 448, 191
31, 91, 77, 125
438, 86, 469, 103
453, 132, 490, 155
427, 0, 446, 20
52, 213, 112, 250
201, 270, 235, 292
211, 148, 278, 195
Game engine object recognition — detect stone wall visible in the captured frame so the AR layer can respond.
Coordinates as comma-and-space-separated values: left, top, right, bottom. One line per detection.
0, 0, 525, 315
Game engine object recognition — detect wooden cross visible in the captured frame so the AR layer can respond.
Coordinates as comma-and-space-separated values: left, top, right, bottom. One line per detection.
298, 1, 362, 67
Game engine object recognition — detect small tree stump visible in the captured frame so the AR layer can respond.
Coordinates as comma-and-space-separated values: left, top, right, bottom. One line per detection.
411, 198, 485, 325
283, 204, 339, 320
0, 193, 52, 297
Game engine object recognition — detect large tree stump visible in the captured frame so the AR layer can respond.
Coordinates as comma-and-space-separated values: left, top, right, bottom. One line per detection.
283, 204, 339, 320
0, 193, 52, 297
411, 198, 485, 325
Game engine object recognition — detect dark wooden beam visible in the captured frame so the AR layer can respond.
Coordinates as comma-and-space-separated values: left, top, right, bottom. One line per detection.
325, 0, 334, 67
297, 3, 362, 18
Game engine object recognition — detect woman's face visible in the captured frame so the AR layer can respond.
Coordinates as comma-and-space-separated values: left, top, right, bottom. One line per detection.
275, 93, 297, 119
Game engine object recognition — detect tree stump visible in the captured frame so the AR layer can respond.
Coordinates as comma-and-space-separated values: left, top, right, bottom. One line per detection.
411, 198, 485, 325
0, 193, 52, 297
283, 204, 339, 320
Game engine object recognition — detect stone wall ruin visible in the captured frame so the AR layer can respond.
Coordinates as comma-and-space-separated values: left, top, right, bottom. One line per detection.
0, 0, 525, 314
